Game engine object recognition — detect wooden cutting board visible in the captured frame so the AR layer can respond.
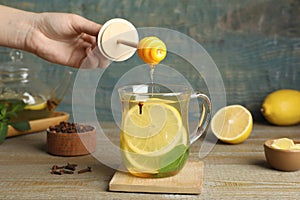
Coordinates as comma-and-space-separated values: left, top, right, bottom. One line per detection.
7, 111, 69, 137
109, 160, 204, 194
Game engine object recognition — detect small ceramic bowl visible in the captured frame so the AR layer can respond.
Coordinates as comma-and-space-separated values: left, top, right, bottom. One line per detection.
47, 122, 96, 156
264, 139, 300, 172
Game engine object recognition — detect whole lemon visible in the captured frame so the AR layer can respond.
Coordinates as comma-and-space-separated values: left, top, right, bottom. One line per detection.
261, 89, 300, 126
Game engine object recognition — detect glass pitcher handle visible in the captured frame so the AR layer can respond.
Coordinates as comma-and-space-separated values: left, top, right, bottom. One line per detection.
189, 92, 211, 144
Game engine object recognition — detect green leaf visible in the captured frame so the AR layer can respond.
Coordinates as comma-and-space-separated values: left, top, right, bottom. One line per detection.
0, 101, 28, 130
158, 145, 190, 174
0, 101, 26, 122
6, 111, 18, 119
0, 106, 7, 120
11, 101, 26, 113
9, 121, 31, 131
0, 122, 8, 144
0, 105, 5, 114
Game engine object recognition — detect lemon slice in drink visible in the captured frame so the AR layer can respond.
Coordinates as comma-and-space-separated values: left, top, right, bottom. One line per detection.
24, 97, 47, 110
123, 103, 167, 138
122, 101, 182, 155
149, 126, 187, 157
122, 128, 188, 173
211, 105, 253, 144
122, 144, 160, 174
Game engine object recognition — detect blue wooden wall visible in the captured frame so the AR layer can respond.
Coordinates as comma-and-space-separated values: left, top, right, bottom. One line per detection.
0, 0, 299, 122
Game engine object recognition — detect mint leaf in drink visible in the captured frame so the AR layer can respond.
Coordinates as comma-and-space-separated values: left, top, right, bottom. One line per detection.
158, 144, 190, 174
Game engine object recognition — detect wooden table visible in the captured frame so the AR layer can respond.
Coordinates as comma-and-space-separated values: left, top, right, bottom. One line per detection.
0, 122, 299, 199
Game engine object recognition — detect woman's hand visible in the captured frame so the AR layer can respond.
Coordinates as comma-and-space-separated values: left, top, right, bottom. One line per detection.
0, 5, 101, 68
28, 12, 101, 68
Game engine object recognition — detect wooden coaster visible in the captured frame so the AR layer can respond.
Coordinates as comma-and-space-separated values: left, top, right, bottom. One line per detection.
109, 160, 204, 194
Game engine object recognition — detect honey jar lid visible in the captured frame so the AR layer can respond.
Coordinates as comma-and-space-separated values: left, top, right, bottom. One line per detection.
97, 18, 138, 62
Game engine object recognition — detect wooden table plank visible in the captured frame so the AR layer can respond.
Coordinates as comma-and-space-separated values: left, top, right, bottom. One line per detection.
0, 123, 299, 199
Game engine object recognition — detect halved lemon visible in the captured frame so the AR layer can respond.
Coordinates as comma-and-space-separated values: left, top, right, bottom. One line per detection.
211, 105, 253, 144
122, 101, 183, 155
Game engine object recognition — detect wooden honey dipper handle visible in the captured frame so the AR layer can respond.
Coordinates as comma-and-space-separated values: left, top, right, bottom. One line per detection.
117, 39, 138, 48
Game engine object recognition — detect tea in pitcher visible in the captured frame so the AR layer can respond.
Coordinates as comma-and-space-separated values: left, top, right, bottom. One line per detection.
120, 96, 190, 178
16, 98, 60, 122
0, 94, 60, 122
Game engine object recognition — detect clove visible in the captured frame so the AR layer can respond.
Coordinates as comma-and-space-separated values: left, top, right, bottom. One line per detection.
51, 165, 65, 170
78, 167, 92, 174
67, 163, 78, 168
64, 163, 77, 171
51, 170, 62, 175
50, 163, 92, 175
62, 169, 74, 174
138, 102, 144, 115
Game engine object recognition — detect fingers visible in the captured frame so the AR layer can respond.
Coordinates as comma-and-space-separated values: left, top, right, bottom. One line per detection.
71, 14, 102, 36
80, 33, 97, 44
80, 46, 111, 69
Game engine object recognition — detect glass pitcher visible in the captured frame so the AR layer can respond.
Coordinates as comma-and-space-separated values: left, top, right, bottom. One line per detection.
0, 50, 73, 122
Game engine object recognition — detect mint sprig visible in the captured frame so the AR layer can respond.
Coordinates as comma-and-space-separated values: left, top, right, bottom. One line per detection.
0, 101, 31, 144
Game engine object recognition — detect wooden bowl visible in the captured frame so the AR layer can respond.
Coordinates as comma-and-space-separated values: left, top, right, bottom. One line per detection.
264, 139, 300, 172
47, 124, 96, 156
